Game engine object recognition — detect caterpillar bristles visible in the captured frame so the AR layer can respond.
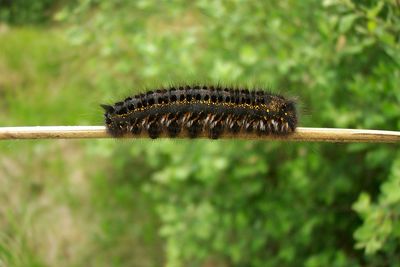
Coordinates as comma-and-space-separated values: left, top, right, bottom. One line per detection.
102, 85, 297, 139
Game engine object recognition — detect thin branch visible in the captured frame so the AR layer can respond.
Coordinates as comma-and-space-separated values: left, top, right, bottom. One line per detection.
0, 126, 399, 143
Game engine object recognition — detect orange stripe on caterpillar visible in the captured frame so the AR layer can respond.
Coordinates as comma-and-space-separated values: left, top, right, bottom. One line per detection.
101, 85, 297, 139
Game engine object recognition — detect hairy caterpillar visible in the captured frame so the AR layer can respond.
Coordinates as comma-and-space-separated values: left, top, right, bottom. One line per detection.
101, 85, 297, 139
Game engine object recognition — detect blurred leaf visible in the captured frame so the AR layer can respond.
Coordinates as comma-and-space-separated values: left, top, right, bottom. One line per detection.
339, 13, 360, 33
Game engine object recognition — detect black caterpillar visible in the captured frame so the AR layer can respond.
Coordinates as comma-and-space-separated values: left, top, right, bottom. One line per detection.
101, 85, 297, 139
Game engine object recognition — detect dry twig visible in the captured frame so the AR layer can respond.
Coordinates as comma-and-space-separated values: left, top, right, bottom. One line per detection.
0, 126, 399, 143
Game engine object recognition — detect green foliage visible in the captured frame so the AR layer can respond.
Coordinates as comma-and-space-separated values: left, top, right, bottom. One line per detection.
353, 152, 400, 255
61, 0, 399, 266
0, 0, 399, 266
0, 0, 61, 25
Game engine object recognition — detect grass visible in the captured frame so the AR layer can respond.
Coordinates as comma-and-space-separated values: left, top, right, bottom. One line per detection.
0, 26, 163, 267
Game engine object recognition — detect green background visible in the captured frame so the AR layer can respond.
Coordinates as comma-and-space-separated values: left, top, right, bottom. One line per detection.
0, 1, 399, 266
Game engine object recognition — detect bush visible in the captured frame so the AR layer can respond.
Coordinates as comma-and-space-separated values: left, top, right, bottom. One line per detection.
64, 0, 399, 266
0, 0, 61, 24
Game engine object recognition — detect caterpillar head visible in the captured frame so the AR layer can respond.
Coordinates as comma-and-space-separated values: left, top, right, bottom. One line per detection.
279, 100, 297, 131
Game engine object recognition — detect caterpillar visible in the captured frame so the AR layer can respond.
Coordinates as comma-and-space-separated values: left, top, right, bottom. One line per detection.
101, 85, 297, 139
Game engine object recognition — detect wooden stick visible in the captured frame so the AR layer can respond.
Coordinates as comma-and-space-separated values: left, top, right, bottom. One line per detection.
0, 126, 399, 142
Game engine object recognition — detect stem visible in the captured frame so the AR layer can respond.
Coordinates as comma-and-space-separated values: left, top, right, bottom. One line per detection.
0, 126, 399, 143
